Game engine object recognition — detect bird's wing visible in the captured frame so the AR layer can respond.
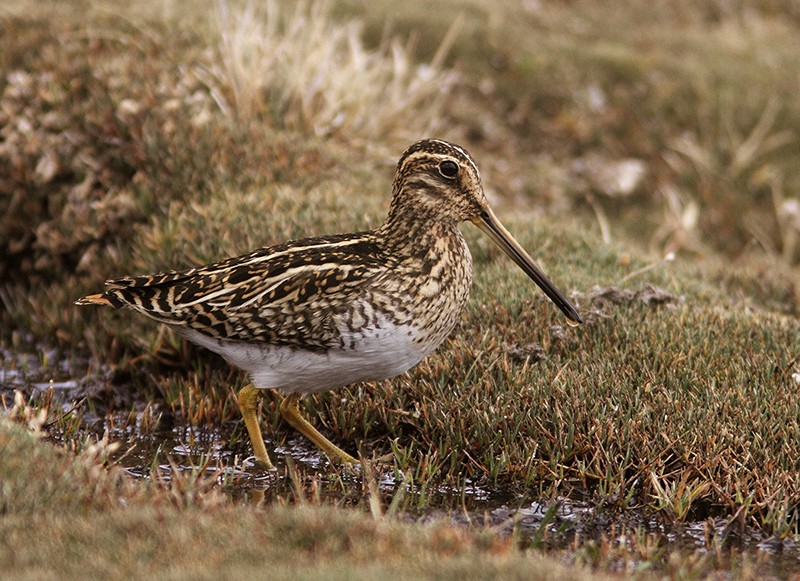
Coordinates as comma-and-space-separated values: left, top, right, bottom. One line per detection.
100, 233, 390, 349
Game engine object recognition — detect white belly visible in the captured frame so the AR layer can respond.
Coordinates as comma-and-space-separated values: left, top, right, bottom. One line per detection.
178, 316, 430, 395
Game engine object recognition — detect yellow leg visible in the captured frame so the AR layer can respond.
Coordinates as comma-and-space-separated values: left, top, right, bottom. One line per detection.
237, 385, 275, 470
279, 393, 358, 465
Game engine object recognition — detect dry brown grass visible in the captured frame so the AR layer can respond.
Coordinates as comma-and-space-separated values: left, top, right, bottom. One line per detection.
205, 1, 458, 150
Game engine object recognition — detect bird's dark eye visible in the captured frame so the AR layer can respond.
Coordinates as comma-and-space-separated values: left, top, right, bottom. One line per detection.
438, 160, 459, 179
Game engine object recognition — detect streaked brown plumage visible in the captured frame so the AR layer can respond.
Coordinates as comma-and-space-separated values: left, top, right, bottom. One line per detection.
77, 139, 582, 469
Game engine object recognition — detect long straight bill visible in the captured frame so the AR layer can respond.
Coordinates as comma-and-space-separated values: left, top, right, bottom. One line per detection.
473, 208, 582, 325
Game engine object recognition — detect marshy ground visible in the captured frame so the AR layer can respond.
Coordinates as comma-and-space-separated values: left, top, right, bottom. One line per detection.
2, 1, 800, 578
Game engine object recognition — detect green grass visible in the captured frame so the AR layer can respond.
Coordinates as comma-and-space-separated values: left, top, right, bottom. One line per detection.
2, 0, 800, 577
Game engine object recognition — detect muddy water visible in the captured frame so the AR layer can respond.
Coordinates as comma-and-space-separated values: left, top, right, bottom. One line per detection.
3, 349, 800, 577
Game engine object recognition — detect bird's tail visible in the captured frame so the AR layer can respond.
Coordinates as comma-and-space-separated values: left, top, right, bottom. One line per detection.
75, 293, 114, 307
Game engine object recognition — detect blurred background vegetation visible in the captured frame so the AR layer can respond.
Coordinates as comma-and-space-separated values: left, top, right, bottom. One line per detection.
2, 1, 799, 298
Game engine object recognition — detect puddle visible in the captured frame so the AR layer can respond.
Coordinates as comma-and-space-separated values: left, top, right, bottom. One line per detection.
1, 345, 111, 401
3, 348, 800, 577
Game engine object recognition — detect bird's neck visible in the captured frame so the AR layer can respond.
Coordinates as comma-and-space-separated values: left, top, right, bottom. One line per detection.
377, 203, 462, 258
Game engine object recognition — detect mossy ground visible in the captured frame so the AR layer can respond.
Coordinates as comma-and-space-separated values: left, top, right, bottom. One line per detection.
2, 0, 799, 578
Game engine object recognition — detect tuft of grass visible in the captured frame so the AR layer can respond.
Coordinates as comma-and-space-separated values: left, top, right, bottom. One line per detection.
663, 95, 796, 257
203, 0, 458, 149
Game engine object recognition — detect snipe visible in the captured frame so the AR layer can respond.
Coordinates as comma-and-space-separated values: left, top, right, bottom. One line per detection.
77, 139, 582, 469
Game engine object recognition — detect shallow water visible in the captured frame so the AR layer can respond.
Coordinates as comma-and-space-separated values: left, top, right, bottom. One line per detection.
2, 348, 800, 577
